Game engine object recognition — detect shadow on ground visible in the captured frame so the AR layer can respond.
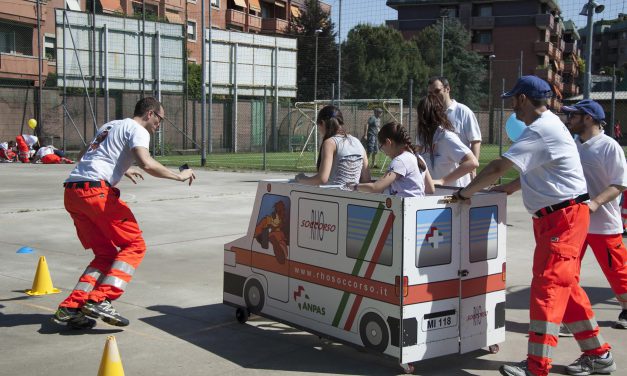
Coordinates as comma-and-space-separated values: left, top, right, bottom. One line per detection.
141, 304, 509, 375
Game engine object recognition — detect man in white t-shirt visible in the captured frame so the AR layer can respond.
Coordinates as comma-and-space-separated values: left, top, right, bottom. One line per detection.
563, 99, 627, 330
455, 76, 616, 376
52, 97, 196, 329
428, 77, 482, 177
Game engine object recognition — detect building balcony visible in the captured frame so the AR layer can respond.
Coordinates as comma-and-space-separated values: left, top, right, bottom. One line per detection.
534, 66, 554, 82
534, 41, 556, 58
0, 52, 48, 83
535, 13, 555, 30
562, 82, 579, 96
563, 61, 579, 77
470, 16, 495, 30
555, 39, 565, 51
262, 17, 289, 34
248, 14, 262, 32
0, 0, 47, 25
608, 39, 619, 48
226, 9, 246, 28
564, 42, 579, 56
471, 43, 494, 54
164, 0, 184, 12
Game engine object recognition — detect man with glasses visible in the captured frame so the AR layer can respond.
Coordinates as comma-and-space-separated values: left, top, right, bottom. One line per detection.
428, 76, 481, 177
562, 99, 627, 333
454, 76, 615, 376
52, 97, 196, 329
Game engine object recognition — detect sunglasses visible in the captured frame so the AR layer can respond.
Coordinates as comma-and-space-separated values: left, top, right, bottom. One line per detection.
153, 111, 164, 123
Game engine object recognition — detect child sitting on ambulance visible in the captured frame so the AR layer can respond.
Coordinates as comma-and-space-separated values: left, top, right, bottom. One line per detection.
295, 105, 371, 188
349, 121, 435, 197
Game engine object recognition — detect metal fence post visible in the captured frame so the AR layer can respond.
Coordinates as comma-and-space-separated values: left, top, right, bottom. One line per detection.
263, 86, 267, 171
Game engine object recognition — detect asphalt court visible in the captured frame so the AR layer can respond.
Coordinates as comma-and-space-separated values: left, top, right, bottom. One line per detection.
0, 163, 625, 375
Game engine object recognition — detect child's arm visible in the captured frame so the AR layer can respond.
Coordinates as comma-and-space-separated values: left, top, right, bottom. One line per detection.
354, 171, 397, 193
424, 168, 435, 194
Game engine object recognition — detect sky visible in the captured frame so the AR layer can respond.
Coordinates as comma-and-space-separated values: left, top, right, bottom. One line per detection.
325, 0, 627, 41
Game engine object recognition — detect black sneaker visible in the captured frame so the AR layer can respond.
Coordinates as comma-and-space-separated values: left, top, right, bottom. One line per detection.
51, 307, 96, 329
616, 310, 627, 329
81, 299, 129, 327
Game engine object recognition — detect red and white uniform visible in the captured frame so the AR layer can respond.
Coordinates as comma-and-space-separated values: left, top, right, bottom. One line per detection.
16, 134, 37, 163
503, 110, 610, 376
577, 131, 627, 310
36, 146, 73, 164
60, 119, 150, 309
0, 142, 16, 162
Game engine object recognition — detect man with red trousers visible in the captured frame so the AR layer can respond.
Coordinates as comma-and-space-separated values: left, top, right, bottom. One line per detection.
454, 76, 616, 376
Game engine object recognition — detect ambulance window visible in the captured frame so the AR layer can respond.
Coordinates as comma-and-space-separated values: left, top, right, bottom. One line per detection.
346, 204, 393, 266
416, 208, 452, 268
469, 206, 499, 262
297, 198, 339, 254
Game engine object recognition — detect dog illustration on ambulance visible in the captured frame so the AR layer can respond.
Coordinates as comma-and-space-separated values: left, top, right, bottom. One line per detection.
223, 180, 506, 372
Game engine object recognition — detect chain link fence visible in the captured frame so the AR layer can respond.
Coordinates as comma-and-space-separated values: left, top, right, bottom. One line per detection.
0, 0, 625, 173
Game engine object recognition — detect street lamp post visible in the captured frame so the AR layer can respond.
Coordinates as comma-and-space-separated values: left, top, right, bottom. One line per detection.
440, 9, 448, 76
580, 0, 605, 99
488, 55, 496, 144
314, 29, 322, 101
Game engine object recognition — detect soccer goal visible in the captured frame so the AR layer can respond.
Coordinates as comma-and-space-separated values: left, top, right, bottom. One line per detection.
292, 99, 403, 168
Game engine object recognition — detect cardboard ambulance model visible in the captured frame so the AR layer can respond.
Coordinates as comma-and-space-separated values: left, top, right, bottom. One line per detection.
223, 180, 506, 372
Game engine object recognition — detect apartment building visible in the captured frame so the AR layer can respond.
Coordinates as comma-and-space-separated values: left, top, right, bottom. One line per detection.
386, 0, 575, 108
579, 14, 627, 75
561, 20, 581, 98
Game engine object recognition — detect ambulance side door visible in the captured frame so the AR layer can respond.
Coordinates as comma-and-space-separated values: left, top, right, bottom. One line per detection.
459, 191, 507, 353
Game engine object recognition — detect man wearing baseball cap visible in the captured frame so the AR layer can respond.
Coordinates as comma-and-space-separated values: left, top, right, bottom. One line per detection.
452, 76, 615, 376
563, 99, 627, 332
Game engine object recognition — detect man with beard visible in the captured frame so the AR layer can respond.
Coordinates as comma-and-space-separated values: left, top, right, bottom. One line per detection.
453, 76, 615, 376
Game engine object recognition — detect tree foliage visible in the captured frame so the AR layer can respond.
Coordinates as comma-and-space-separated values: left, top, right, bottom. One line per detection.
289, 0, 338, 101
341, 24, 428, 100
413, 18, 487, 109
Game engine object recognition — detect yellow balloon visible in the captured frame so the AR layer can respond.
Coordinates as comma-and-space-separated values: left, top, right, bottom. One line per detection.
28, 119, 37, 129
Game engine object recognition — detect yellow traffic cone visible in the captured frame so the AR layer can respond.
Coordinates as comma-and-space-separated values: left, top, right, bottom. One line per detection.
25, 256, 61, 296
98, 336, 125, 376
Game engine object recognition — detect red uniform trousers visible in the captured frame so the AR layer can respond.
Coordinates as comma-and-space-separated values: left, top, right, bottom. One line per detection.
60, 182, 146, 308
0, 148, 16, 161
579, 234, 627, 309
528, 203, 610, 376
41, 154, 73, 164
15, 135, 30, 163
621, 191, 627, 231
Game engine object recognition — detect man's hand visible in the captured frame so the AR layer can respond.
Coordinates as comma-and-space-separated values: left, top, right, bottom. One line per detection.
179, 169, 196, 186
125, 167, 144, 184
587, 200, 600, 213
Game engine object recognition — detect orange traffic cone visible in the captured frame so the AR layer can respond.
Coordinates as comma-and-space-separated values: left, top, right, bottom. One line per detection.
25, 256, 61, 296
98, 336, 125, 376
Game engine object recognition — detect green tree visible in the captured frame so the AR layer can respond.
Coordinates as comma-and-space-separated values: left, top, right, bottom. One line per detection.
341, 24, 427, 100
288, 0, 338, 101
186, 62, 202, 100
413, 18, 486, 110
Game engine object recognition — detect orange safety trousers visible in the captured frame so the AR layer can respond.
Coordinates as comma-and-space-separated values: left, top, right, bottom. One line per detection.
15, 135, 30, 163
580, 234, 627, 309
60, 183, 146, 309
527, 203, 610, 376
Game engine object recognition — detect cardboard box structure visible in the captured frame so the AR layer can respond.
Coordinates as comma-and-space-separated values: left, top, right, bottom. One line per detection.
223, 180, 507, 369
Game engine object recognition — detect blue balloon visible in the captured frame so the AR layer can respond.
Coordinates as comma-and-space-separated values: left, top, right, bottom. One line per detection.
505, 113, 526, 142
16, 246, 34, 254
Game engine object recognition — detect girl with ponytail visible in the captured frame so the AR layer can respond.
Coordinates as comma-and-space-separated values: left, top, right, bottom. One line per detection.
295, 105, 370, 187
351, 121, 435, 197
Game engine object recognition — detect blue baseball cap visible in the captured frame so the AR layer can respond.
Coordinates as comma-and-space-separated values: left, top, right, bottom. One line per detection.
562, 99, 605, 122
501, 75, 553, 99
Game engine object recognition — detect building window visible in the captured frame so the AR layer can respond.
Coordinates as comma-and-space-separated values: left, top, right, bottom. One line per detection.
473, 31, 492, 44
132, 1, 158, 19
0, 22, 32, 55
187, 20, 196, 41
440, 6, 457, 18
44, 35, 56, 61
474, 4, 492, 17
211, 0, 219, 7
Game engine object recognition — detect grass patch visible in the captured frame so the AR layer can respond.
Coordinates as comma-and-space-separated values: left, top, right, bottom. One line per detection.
156, 144, 519, 182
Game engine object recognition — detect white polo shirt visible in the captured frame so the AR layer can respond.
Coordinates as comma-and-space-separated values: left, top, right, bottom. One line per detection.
419, 127, 472, 187
576, 131, 627, 234
503, 110, 587, 214
66, 118, 150, 186
446, 100, 482, 149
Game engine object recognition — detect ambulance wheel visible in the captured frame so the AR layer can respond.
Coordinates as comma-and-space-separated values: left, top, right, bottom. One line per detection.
359, 312, 389, 352
401, 363, 415, 374
244, 279, 265, 314
488, 344, 499, 354
235, 308, 249, 324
